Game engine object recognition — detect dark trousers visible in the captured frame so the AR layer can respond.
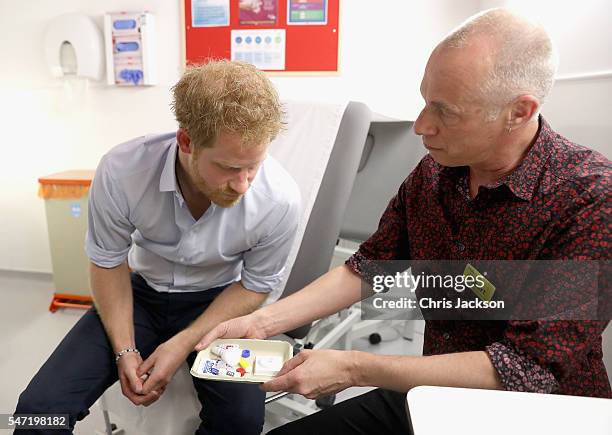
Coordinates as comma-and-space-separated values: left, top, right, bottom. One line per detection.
267, 389, 413, 435
14, 273, 265, 435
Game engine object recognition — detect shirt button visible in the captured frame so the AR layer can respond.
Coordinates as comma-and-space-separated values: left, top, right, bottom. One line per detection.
456, 241, 465, 252
443, 332, 450, 340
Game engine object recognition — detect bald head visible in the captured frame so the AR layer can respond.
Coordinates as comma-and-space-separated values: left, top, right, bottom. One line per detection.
439, 8, 558, 120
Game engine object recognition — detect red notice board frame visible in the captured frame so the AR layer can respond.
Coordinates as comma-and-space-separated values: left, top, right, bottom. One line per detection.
181, 0, 340, 74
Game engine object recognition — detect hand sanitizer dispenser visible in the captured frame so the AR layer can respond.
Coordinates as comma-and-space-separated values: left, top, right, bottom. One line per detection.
104, 12, 157, 86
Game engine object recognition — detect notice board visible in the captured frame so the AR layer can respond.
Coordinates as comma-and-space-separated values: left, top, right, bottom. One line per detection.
182, 0, 340, 73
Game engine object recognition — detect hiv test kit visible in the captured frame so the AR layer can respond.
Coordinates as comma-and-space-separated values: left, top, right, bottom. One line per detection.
190, 339, 293, 383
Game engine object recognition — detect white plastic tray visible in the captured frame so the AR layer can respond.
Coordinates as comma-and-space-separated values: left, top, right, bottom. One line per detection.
190, 339, 293, 383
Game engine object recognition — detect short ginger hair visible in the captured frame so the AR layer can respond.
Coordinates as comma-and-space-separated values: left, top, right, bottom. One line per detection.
171, 60, 283, 148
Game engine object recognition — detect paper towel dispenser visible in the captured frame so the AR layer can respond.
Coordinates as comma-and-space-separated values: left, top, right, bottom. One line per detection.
44, 13, 104, 81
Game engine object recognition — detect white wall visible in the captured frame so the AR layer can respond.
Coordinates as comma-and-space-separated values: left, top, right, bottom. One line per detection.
0, 0, 481, 273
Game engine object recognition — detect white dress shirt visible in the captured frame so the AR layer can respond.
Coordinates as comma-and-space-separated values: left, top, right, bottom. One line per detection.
86, 132, 300, 293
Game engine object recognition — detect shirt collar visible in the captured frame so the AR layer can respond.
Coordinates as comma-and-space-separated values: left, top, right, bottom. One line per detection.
159, 139, 179, 193
498, 115, 553, 201
158, 139, 219, 212
440, 115, 553, 201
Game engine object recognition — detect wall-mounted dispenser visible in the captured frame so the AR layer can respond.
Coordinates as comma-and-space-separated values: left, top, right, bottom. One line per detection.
104, 12, 157, 86
44, 13, 105, 81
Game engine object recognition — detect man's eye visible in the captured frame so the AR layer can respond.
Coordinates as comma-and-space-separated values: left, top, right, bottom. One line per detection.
443, 111, 461, 124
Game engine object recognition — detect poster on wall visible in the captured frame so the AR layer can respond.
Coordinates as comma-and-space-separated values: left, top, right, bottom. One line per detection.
239, 0, 278, 25
192, 0, 230, 27
184, 0, 339, 73
287, 0, 327, 25
231, 29, 286, 70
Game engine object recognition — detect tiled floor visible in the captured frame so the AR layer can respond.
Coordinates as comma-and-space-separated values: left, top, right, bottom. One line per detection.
0, 270, 424, 434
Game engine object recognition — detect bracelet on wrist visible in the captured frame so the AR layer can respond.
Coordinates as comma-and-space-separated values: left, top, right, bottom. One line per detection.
115, 347, 139, 363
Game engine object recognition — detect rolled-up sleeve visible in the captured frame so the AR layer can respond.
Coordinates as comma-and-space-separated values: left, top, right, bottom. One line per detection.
85, 156, 135, 268
241, 193, 301, 293
486, 320, 608, 393
486, 339, 558, 393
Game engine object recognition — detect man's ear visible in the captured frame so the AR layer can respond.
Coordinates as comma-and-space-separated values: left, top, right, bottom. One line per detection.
177, 129, 193, 154
508, 95, 540, 130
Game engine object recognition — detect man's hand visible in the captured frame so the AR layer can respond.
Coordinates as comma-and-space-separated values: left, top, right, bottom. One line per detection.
194, 313, 266, 351
117, 352, 162, 406
261, 349, 359, 399
137, 336, 192, 401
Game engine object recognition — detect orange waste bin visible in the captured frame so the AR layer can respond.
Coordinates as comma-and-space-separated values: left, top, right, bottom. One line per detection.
38, 170, 95, 312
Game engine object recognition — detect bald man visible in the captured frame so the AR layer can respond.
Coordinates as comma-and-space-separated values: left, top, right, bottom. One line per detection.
197, 9, 611, 434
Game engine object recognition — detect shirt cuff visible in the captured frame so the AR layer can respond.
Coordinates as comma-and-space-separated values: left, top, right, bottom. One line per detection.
240, 267, 286, 294
345, 251, 394, 289
486, 341, 559, 393
85, 240, 129, 269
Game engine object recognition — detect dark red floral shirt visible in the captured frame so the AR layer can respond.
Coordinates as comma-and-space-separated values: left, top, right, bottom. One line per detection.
347, 117, 612, 398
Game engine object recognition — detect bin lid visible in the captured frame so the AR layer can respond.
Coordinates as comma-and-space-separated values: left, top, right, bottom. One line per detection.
38, 170, 95, 186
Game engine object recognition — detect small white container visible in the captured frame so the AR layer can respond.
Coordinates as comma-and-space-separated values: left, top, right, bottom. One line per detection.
190, 339, 293, 383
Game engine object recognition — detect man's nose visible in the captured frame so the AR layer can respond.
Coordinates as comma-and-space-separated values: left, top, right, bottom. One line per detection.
414, 107, 438, 136
229, 169, 250, 194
